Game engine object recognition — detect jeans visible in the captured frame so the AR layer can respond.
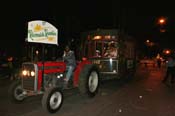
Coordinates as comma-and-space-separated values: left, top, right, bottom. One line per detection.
65, 65, 74, 82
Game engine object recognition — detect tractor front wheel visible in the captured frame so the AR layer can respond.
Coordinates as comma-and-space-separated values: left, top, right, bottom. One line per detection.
42, 87, 63, 113
8, 80, 25, 103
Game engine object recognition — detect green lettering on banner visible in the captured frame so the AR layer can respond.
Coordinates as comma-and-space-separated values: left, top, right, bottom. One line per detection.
44, 29, 57, 37
28, 30, 46, 40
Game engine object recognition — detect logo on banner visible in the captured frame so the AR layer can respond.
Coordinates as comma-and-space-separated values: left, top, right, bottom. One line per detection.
27, 20, 58, 45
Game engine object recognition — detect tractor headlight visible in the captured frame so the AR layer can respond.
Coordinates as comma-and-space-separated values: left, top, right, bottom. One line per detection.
22, 70, 35, 77
22, 70, 27, 76
60, 74, 63, 77
57, 73, 64, 78
57, 75, 60, 78
31, 71, 35, 77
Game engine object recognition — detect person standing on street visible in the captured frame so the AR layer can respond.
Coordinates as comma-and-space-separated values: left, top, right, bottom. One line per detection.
162, 55, 175, 85
157, 58, 162, 68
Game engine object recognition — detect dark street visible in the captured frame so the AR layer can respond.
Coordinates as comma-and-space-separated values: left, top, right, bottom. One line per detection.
1, 1, 175, 116
0, 63, 175, 116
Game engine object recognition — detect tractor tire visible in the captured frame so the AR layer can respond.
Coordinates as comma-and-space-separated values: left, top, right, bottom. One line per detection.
8, 80, 25, 103
42, 87, 63, 113
78, 64, 99, 98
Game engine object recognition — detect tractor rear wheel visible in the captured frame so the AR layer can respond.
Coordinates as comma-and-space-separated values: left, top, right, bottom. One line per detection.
78, 64, 99, 97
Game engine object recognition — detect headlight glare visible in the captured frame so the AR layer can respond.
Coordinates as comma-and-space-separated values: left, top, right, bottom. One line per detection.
31, 71, 35, 76
22, 70, 27, 76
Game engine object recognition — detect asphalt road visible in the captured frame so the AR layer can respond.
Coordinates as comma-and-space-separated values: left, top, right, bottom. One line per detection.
0, 64, 175, 116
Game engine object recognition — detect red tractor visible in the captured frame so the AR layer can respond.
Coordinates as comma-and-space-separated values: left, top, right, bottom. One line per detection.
8, 55, 100, 113
8, 28, 137, 113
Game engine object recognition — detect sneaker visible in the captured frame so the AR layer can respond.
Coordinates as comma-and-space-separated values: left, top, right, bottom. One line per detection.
63, 78, 68, 82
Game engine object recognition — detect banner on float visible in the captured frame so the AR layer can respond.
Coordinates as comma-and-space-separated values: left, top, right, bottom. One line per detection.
27, 20, 58, 45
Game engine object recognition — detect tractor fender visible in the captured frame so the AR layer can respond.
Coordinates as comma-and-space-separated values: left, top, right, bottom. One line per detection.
73, 60, 92, 87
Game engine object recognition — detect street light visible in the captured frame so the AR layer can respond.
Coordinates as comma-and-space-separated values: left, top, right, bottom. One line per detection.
165, 50, 171, 55
159, 18, 166, 25
158, 17, 166, 25
146, 39, 150, 43
157, 17, 167, 32
163, 49, 171, 55
145, 40, 154, 47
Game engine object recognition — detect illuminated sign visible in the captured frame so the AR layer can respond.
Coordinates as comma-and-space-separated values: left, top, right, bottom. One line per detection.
27, 20, 58, 45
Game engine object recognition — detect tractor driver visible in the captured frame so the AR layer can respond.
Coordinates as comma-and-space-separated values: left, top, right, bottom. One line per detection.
62, 45, 76, 87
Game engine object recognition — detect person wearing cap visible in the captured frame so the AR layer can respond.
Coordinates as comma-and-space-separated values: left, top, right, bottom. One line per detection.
95, 50, 101, 57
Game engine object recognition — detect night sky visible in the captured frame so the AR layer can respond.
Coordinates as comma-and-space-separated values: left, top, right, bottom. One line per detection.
0, 0, 175, 57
